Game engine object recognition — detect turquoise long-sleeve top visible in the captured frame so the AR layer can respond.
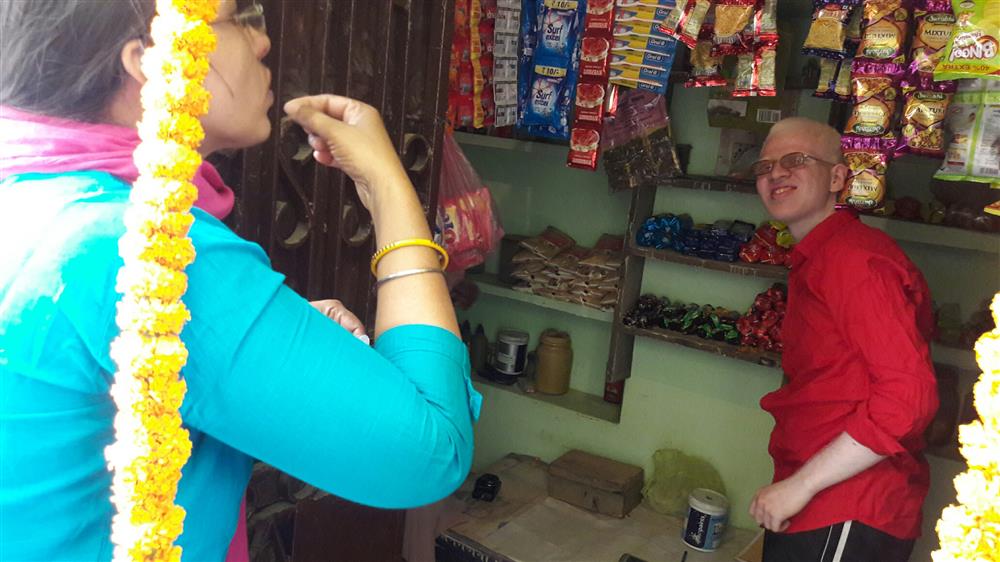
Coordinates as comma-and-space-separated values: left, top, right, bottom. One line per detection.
0, 171, 482, 561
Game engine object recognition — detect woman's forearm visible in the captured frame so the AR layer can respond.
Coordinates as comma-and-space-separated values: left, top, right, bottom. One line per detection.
369, 168, 459, 339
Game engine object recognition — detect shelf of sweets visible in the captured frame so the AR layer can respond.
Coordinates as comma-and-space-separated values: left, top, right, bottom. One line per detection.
653, 176, 999, 252
471, 371, 621, 424
627, 239, 789, 280
621, 323, 782, 369
470, 273, 614, 323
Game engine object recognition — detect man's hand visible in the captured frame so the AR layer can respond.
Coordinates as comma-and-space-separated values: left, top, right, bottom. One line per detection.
310, 299, 367, 341
749, 475, 816, 532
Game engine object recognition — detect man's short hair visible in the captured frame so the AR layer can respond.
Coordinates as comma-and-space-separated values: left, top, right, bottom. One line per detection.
764, 117, 844, 164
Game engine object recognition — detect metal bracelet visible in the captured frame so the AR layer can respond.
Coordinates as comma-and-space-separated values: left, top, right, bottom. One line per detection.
375, 267, 445, 289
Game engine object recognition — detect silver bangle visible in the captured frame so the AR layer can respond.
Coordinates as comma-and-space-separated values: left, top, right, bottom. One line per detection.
375, 267, 445, 289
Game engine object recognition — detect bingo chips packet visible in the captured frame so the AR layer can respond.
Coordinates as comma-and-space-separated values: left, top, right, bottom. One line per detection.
934, 0, 1000, 80
661, 0, 714, 48
686, 24, 728, 87
713, 0, 758, 56
908, 0, 957, 87
935, 79, 1000, 184
897, 84, 955, 157
856, 0, 911, 64
845, 60, 903, 138
803, 1, 862, 59
840, 136, 893, 210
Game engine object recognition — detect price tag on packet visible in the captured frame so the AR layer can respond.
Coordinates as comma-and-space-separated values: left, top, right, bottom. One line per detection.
567, 0, 613, 171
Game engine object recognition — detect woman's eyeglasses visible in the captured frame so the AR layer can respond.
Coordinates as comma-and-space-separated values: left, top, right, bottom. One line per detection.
750, 152, 837, 177
213, 1, 266, 33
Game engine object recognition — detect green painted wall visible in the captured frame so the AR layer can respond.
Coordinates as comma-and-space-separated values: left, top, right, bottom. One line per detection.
456, 17, 997, 558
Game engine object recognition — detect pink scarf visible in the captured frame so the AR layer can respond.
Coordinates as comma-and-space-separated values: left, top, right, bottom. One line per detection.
0, 106, 234, 219
0, 105, 248, 562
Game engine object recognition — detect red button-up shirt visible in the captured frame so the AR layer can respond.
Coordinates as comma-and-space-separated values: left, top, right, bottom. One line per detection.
760, 210, 938, 539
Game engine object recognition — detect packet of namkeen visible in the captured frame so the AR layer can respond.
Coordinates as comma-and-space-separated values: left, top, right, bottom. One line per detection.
857, 0, 911, 64
839, 135, 893, 210
897, 84, 955, 158
803, 1, 862, 59
845, 60, 903, 138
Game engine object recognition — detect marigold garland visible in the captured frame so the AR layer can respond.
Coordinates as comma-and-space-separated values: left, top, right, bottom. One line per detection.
104, 1, 218, 560
933, 293, 1000, 562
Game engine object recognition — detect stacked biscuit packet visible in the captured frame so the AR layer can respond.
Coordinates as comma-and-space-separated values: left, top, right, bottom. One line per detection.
510, 228, 624, 311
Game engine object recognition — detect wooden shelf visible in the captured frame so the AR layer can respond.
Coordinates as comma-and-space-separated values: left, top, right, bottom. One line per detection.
933, 344, 979, 372
621, 324, 781, 369
629, 240, 789, 280
470, 273, 614, 323
471, 373, 621, 423
650, 175, 999, 253
453, 131, 568, 158
859, 214, 1000, 253
658, 175, 758, 194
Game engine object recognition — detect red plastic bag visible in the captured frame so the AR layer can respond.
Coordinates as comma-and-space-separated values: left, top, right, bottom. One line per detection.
436, 131, 504, 272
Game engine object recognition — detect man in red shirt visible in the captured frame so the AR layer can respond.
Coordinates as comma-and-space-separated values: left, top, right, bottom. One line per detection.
748, 117, 939, 561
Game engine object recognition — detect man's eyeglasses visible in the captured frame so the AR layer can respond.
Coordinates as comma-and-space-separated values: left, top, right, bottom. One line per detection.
213, 1, 266, 33
750, 152, 838, 177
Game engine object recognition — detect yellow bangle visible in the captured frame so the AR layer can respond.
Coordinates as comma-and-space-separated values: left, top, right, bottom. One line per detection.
370, 238, 449, 275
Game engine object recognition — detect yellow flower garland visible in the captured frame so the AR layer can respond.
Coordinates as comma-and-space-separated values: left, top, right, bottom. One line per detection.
933, 293, 1000, 562
105, 1, 218, 560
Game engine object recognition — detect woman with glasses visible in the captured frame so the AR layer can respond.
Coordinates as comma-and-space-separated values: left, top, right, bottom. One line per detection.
0, 1, 480, 560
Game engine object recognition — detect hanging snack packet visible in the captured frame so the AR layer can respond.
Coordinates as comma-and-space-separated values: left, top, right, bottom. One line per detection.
803, 1, 861, 59
856, 0, 911, 64
833, 57, 855, 100
908, 0, 956, 87
845, 2, 865, 53
815, 58, 840, 97
840, 136, 892, 210
934, 0, 1000, 80
897, 85, 955, 157
660, 0, 714, 48
732, 51, 757, 96
845, 60, 903, 138
714, 0, 758, 56
687, 24, 728, 87
935, 80, 1000, 184
755, 41, 778, 96
755, 0, 780, 43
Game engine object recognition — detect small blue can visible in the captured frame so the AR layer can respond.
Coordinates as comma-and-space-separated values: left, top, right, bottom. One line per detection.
682, 488, 729, 552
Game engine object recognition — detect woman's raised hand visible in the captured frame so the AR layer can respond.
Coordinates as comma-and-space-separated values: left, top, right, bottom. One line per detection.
284, 95, 408, 212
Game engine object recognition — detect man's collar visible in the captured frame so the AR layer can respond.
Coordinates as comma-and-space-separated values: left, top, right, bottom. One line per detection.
788, 209, 857, 269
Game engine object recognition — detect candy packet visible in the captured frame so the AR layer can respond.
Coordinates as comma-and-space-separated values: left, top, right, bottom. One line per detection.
803, 1, 862, 59
934, 0, 1000, 80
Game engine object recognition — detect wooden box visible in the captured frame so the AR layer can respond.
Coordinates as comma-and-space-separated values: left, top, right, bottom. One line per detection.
547, 450, 644, 518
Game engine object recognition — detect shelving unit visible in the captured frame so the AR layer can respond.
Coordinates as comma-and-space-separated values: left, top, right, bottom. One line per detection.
472, 373, 620, 423
469, 273, 614, 323
628, 240, 789, 280
622, 324, 781, 368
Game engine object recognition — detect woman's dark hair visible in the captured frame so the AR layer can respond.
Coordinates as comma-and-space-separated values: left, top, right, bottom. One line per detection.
0, 0, 155, 122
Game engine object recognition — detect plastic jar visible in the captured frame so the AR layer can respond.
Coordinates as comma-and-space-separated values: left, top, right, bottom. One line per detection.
535, 330, 572, 395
